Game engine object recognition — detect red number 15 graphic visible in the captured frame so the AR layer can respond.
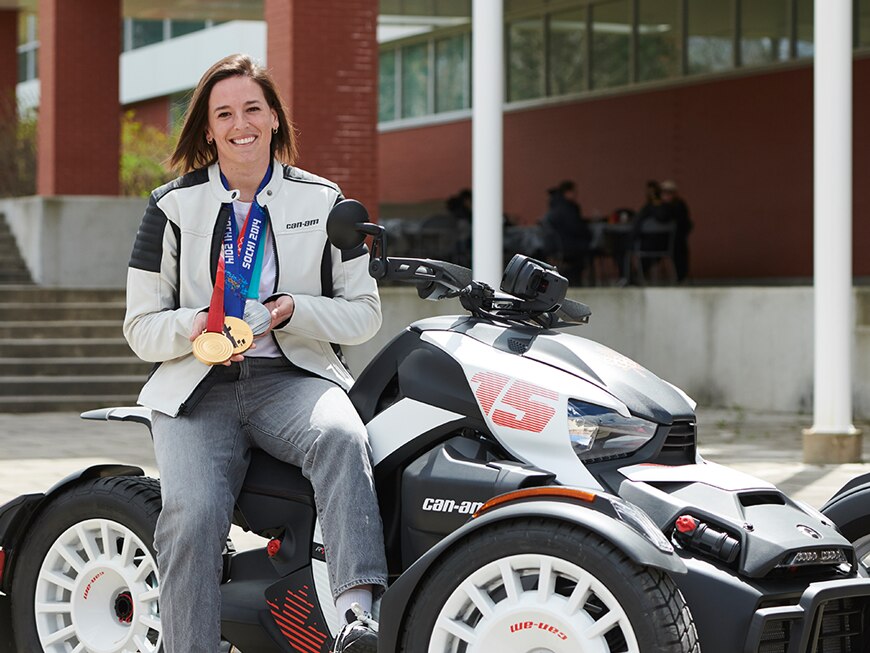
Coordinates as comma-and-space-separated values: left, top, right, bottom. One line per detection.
471, 371, 558, 433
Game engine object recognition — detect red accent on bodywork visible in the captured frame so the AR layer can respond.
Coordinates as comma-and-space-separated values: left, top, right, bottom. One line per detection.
267, 538, 281, 557
267, 584, 329, 653
676, 515, 698, 533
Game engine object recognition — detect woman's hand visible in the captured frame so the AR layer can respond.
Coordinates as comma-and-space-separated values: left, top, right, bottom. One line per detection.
264, 295, 295, 333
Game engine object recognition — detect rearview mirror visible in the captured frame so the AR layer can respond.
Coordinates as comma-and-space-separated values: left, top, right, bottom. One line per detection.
326, 199, 370, 250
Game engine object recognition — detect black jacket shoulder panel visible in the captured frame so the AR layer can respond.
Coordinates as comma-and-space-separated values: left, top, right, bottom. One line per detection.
129, 169, 210, 273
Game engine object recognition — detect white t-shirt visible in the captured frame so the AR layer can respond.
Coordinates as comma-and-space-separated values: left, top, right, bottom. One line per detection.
233, 199, 282, 358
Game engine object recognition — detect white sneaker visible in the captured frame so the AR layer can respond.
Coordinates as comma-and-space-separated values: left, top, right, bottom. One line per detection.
332, 602, 378, 653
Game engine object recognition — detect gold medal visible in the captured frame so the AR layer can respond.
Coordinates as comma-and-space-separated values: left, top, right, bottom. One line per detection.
223, 317, 254, 355
193, 332, 234, 365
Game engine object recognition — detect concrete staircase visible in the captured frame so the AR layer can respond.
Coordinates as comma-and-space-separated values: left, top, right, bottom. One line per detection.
0, 285, 150, 412
0, 214, 32, 285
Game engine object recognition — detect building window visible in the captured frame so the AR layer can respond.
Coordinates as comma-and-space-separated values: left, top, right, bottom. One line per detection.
170, 20, 207, 39
638, 0, 682, 81
16, 13, 38, 84
435, 33, 469, 112
131, 19, 165, 49
741, 0, 790, 65
401, 41, 430, 117
796, 0, 814, 58
549, 8, 587, 95
860, 0, 870, 47
379, 50, 398, 122
508, 17, 545, 101
687, 0, 734, 74
591, 0, 631, 90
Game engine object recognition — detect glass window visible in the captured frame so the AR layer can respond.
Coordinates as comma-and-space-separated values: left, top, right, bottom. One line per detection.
131, 19, 165, 49
741, 0, 789, 65
860, 0, 870, 47
401, 42, 430, 118
549, 8, 587, 96
170, 20, 206, 39
638, 0, 681, 82
17, 51, 28, 84
379, 50, 398, 122
508, 18, 544, 101
435, 33, 469, 112
591, 0, 631, 90
795, 0, 813, 58
687, 0, 734, 74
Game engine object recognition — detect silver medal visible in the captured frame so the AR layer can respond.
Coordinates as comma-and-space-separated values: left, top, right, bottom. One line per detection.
243, 300, 273, 336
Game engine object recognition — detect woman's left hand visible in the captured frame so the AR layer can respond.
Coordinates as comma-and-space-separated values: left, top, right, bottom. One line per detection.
264, 295, 295, 333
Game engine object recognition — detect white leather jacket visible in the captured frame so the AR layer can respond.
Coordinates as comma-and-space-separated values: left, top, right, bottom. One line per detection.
123, 160, 381, 417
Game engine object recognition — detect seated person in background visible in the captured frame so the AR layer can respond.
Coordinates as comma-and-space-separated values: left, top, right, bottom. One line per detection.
540, 180, 591, 285
612, 180, 661, 283
658, 179, 693, 283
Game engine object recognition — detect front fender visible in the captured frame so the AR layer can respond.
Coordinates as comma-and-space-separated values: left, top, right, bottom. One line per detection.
821, 472, 870, 542
0, 464, 144, 593
378, 497, 685, 653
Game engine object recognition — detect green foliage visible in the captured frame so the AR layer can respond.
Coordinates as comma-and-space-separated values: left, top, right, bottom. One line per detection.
0, 97, 36, 198
120, 111, 175, 197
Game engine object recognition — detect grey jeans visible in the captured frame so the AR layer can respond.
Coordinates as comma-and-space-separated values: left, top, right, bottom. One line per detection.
151, 357, 387, 653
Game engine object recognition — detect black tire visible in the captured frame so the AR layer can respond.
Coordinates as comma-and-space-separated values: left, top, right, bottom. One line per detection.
10, 475, 163, 653
399, 518, 699, 653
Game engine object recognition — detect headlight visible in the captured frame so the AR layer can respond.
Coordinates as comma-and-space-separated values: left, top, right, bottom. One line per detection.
610, 496, 674, 553
567, 400, 657, 463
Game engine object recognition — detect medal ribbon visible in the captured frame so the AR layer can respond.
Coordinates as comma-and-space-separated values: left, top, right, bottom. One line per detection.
204, 166, 271, 334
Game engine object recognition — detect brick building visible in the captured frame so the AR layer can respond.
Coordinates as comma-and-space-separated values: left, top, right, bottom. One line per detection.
3, 0, 870, 281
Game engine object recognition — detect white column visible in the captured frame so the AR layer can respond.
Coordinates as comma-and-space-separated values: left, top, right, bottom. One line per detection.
471, 0, 503, 287
805, 0, 861, 462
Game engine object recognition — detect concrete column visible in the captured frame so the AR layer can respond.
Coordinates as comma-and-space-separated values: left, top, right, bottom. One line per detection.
471, 0, 504, 287
264, 0, 379, 219
804, 0, 862, 463
0, 10, 16, 119
37, 0, 120, 196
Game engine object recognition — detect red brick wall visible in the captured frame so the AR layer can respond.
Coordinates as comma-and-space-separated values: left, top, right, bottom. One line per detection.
125, 97, 171, 132
37, 0, 120, 196
379, 57, 870, 280
265, 0, 379, 219
0, 10, 17, 118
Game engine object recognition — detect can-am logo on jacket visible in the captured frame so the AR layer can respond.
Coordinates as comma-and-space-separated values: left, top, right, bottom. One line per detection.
470, 371, 558, 432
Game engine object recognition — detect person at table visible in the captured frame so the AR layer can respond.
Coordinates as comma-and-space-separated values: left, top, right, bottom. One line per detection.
540, 180, 591, 284
658, 179, 693, 283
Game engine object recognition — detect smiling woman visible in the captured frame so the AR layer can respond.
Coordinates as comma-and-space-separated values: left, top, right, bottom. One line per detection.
122, 53, 389, 653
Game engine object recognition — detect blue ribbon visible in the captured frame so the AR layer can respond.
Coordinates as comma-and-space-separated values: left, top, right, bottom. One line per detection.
220, 166, 271, 318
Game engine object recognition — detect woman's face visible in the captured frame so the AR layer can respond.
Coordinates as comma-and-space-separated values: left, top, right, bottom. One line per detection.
205, 75, 278, 172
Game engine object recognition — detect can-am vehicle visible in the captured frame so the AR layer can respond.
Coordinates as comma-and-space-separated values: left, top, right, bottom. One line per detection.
1, 199, 869, 653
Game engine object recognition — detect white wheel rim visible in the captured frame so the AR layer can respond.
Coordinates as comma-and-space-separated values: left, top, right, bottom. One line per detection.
854, 534, 870, 571
428, 553, 640, 653
34, 518, 161, 653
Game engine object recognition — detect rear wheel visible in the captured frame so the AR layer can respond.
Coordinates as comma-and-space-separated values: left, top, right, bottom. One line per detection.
400, 518, 698, 653
10, 476, 163, 653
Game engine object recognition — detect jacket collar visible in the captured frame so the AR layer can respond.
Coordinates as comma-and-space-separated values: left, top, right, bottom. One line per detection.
207, 159, 284, 206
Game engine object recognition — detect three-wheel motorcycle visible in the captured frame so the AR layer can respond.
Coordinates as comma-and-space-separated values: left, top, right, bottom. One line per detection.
1, 199, 870, 652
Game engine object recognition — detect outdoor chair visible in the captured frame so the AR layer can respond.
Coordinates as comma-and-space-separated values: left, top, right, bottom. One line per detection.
631, 220, 677, 285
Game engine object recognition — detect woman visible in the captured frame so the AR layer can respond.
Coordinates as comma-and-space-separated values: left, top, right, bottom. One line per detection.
123, 54, 386, 653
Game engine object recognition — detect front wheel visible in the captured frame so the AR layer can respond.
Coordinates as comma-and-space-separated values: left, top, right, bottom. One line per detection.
400, 518, 699, 653
10, 476, 163, 653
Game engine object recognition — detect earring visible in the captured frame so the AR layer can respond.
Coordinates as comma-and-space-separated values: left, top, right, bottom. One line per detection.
272, 126, 278, 134
206, 135, 213, 145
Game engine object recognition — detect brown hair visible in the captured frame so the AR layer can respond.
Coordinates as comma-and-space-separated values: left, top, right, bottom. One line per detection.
170, 54, 298, 173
